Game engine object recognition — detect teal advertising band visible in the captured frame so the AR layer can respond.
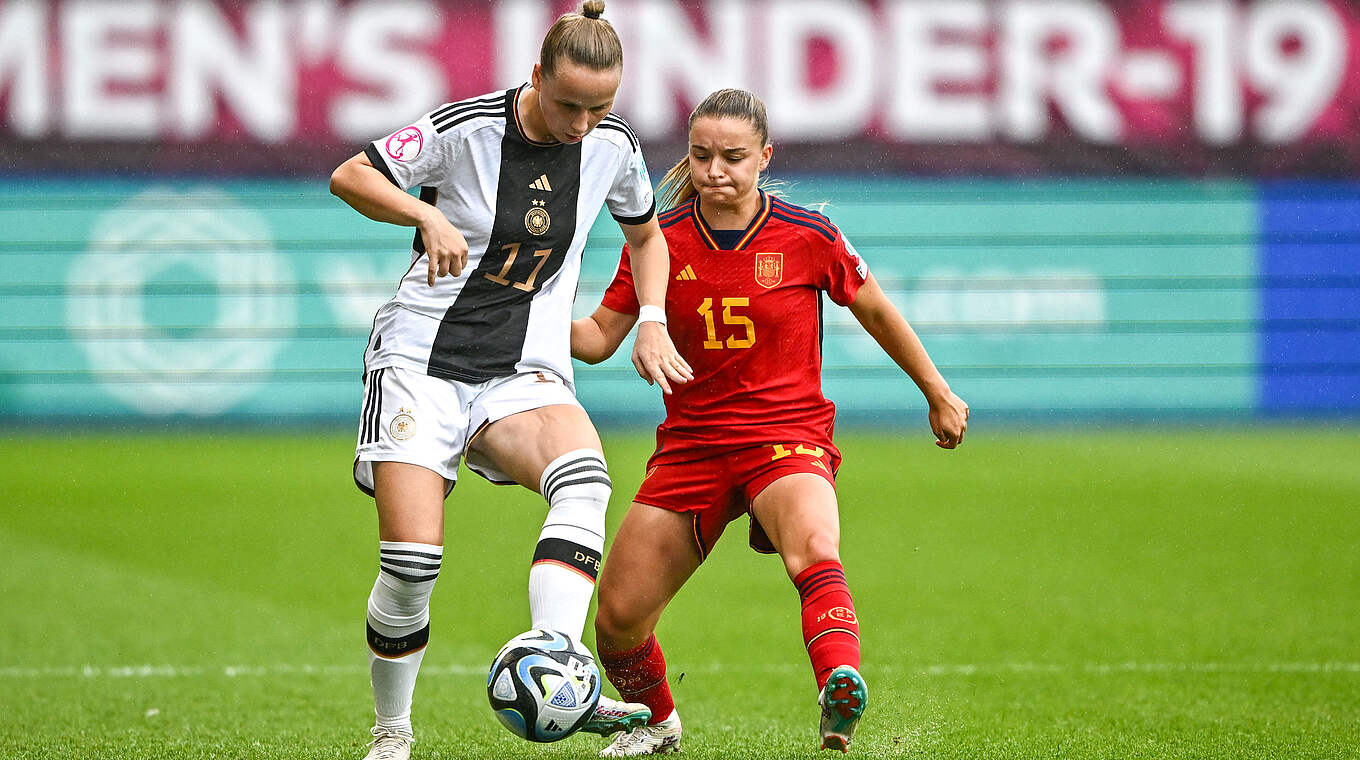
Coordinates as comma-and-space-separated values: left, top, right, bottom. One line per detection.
0, 177, 1324, 424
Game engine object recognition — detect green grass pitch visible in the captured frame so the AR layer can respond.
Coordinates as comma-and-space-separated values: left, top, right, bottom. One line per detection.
2, 428, 1357, 759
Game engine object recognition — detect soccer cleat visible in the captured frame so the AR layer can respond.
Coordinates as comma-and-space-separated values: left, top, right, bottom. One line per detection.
599, 710, 682, 756
363, 726, 413, 760
580, 695, 652, 736
818, 665, 868, 752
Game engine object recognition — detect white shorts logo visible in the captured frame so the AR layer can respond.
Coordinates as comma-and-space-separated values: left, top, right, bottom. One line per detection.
390, 408, 417, 440
385, 127, 424, 162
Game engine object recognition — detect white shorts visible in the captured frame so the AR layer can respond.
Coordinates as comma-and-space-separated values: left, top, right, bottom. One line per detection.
353, 366, 583, 495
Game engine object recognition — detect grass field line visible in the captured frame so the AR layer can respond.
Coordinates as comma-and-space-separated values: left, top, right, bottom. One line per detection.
3, 661, 1357, 680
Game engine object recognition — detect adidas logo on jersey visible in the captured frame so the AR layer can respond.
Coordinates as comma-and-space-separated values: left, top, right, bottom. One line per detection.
675, 265, 697, 281
530, 174, 553, 192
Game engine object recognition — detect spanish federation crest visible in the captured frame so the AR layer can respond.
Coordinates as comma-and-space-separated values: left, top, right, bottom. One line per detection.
754, 252, 783, 288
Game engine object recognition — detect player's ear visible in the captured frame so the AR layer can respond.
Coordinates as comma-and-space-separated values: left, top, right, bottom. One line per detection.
531, 63, 544, 91
759, 143, 773, 171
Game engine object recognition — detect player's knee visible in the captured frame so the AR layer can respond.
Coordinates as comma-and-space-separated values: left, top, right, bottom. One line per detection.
787, 532, 841, 576
594, 591, 647, 645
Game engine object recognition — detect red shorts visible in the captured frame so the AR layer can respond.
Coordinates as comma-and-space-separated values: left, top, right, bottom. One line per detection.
633, 441, 841, 560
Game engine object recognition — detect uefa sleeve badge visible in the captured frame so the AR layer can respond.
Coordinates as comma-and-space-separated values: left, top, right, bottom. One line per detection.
384, 126, 425, 163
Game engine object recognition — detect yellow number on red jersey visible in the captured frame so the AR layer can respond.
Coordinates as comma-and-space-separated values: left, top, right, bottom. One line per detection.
697, 297, 756, 349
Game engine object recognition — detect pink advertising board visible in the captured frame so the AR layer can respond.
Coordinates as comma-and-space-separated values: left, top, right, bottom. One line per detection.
1, 0, 1356, 174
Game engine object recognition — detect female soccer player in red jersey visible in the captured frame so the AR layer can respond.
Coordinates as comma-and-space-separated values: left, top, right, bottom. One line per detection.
571, 89, 969, 756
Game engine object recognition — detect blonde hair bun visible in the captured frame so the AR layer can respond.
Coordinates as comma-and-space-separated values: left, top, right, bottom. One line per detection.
582, 1, 605, 19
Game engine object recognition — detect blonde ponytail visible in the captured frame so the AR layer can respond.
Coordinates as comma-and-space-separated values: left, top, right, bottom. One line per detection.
541, 1, 622, 75
656, 158, 697, 212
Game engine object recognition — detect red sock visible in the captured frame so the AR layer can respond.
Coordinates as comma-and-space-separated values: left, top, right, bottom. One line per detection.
597, 634, 675, 725
794, 560, 861, 691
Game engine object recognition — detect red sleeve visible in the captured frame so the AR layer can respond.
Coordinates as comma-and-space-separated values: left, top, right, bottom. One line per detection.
599, 244, 639, 315
821, 228, 869, 306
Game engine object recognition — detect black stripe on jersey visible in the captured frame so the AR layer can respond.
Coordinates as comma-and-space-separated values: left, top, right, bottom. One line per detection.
427, 97, 584, 383
658, 204, 692, 228
817, 293, 826, 364
611, 197, 655, 226
411, 187, 438, 254
367, 621, 430, 658
770, 210, 837, 243
431, 93, 507, 125
596, 116, 639, 152
771, 204, 837, 238
365, 143, 399, 188
600, 113, 638, 139
770, 199, 838, 241
770, 196, 835, 226
435, 108, 507, 134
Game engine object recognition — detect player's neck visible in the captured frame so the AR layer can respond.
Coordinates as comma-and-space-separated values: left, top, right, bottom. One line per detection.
516, 86, 558, 145
699, 190, 762, 230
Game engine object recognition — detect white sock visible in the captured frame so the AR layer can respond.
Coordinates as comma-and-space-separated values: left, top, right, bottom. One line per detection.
529, 449, 609, 639
367, 541, 442, 735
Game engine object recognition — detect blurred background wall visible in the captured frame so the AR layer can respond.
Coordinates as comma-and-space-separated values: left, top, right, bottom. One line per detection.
1, 0, 1357, 425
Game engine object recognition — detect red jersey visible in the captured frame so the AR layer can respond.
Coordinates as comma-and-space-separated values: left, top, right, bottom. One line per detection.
601, 190, 868, 462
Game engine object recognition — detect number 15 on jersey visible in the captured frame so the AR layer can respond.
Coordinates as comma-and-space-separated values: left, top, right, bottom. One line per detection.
697, 297, 755, 350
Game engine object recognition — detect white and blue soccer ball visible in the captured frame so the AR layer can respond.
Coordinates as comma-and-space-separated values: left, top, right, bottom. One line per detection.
487, 629, 602, 743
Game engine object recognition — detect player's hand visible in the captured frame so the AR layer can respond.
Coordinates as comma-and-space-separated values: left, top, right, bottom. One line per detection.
419, 212, 469, 286
929, 390, 969, 449
632, 320, 693, 395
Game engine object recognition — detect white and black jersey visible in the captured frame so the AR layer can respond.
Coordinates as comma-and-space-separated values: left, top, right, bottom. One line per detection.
361, 85, 654, 386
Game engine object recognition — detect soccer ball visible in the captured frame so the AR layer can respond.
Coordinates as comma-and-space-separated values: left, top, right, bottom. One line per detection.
487, 629, 602, 742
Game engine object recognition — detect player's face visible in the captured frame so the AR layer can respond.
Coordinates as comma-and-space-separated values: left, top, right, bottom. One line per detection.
531, 62, 621, 144
687, 117, 772, 209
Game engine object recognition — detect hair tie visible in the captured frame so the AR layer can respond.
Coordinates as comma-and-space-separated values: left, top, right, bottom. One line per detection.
583, 8, 602, 19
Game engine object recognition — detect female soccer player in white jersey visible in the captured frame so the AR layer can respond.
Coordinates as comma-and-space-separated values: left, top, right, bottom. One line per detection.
329, 3, 692, 758
571, 89, 969, 755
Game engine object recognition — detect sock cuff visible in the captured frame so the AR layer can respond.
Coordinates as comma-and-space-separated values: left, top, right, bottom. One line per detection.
794, 560, 847, 601
539, 448, 610, 501
598, 634, 658, 670
379, 541, 443, 584
379, 540, 444, 556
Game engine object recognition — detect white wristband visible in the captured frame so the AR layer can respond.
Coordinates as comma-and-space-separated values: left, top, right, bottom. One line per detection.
637, 304, 667, 326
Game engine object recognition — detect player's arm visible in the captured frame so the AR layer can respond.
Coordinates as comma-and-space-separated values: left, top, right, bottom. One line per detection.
571, 306, 638, 364
618, 217, 693, 394
848, 272, 969, 449
329, 151, 468, 286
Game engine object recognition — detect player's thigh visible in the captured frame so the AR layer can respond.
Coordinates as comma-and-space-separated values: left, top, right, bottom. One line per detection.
373, 461, 447, 545
595, 503, 702, 643
749, 473, 842, 576
471, 403, 603, 491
